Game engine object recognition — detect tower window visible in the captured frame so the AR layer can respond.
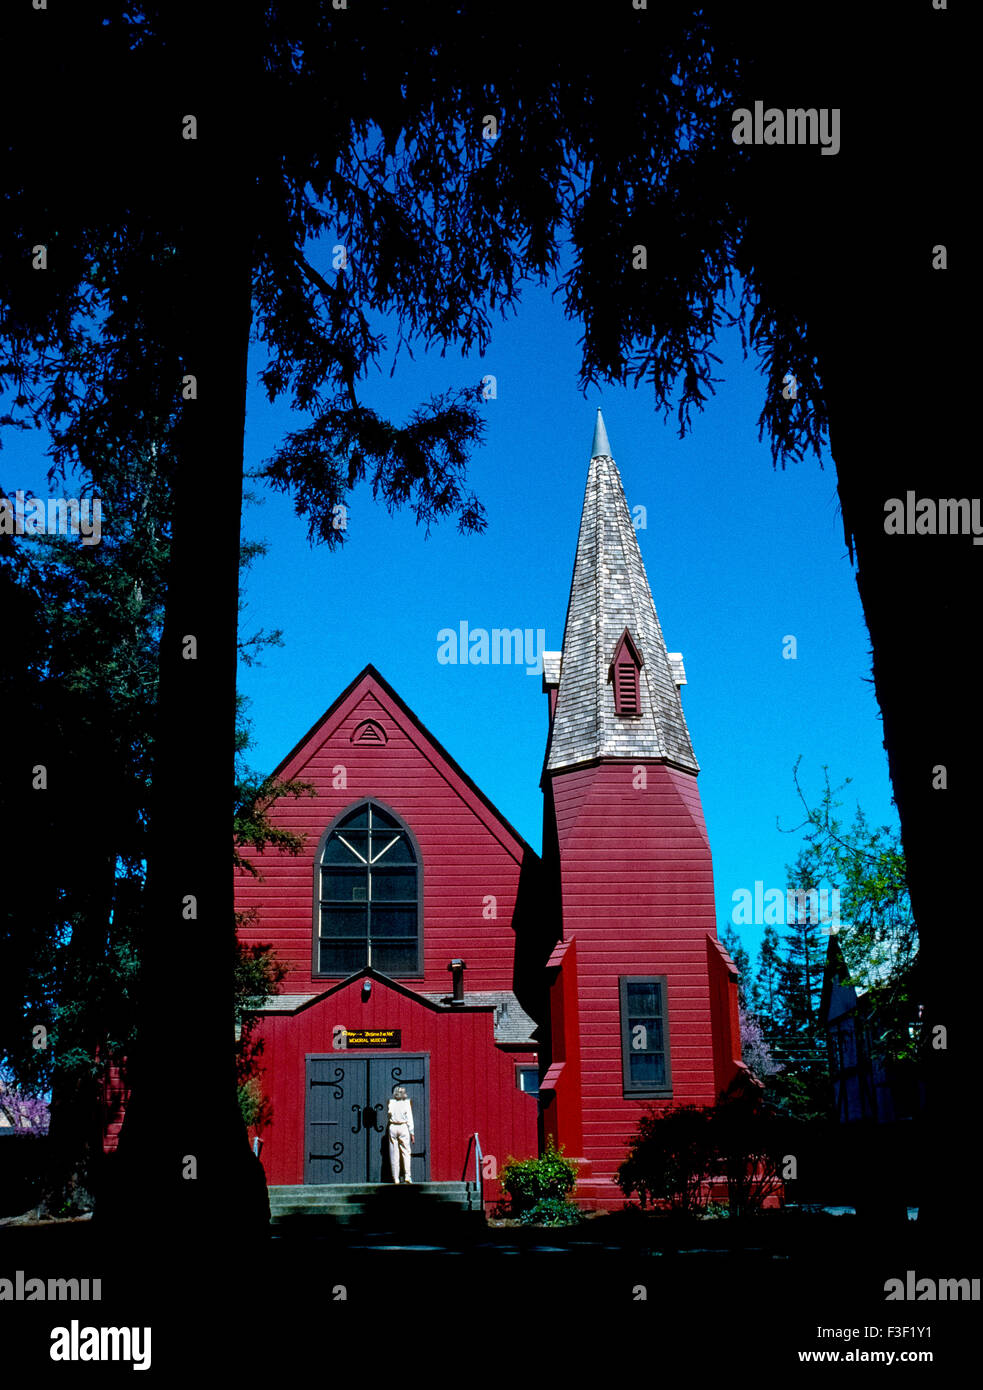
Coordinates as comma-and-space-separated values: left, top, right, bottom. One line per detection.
619, 976, 672, 1096
315, 801, 421, 977
609, 628, 644, 716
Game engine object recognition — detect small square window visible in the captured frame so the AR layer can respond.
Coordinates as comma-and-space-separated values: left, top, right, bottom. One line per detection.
517, 1067, 539, 1097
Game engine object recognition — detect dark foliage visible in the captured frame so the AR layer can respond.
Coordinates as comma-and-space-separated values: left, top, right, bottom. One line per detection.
617, 1094, 789, 1216
617, 1104, 716, 1216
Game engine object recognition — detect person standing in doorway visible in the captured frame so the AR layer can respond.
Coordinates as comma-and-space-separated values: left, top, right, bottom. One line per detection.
387, 1085, 414, 1184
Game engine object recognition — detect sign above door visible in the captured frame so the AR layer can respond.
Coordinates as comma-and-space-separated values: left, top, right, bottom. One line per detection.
344, 1029, 402, 1048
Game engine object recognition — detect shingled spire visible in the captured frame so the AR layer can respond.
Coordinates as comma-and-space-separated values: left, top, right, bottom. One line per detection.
545, 410, 699, 774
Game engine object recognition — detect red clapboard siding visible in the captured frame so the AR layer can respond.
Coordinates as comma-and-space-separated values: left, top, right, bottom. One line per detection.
544, 760, 742, 1203
248, 976, 538, 1193
99, 1062, 130, 1155
234, 666, 541, 1194
235, 669, 532, 997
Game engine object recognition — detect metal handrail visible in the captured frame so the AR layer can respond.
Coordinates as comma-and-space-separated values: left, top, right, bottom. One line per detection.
461, 1131, 484, 1210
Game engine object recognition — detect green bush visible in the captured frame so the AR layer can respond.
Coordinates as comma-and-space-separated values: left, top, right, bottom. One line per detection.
499, 1138, 578, 1214
237, 1076, 272, 1130
519, 1196, 585, 1227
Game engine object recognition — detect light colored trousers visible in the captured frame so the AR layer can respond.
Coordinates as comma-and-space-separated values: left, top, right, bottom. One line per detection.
388, 1122, 413, 1182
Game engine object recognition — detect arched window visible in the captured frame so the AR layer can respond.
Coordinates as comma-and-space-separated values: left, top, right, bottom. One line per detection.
316, 801, 420, 976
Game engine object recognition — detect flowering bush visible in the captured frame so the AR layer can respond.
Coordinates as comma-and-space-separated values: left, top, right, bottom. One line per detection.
0, 1081, 50, 1134
740, 1009, 783, 1081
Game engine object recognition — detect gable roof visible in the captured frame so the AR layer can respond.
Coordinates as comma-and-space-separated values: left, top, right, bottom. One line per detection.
247, 965, 538, 1045
820, 928, 910, 1026
545, 410, 699, 775
609, 626, 644, 677
819, 932, 855, 1025
268, 663, 535, 862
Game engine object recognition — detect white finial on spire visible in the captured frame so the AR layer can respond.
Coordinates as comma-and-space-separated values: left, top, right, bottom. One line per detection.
591, 408, 612, 459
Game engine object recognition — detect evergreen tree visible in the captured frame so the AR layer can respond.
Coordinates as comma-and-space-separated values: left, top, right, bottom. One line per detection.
719, 923, 780, 1084
757, 924, 782, 1029
781, 760, 919, 1070
0, 455, 300, 1212
741, 763, 921, 1121
0, 448, 165, 1212
718, 922, 754, 1013
763, 876, 832, 1121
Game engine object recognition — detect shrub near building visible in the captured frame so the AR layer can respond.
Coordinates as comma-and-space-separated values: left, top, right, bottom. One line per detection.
617, 1105, 716, 1215
498, 1139, 582, 1224
617, 1097, 787, 1216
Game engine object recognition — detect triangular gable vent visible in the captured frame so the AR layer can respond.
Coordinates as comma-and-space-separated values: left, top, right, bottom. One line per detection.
351, 718, 388, 746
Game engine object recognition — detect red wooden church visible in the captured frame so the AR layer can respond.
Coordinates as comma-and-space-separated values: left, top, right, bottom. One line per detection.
233, 411, 746, 1210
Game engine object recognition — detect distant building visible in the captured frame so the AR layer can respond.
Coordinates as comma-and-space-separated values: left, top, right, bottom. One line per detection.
819, 931, 924, 1124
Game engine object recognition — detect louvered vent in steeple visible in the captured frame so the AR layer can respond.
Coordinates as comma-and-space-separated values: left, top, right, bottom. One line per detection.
609, 628, 643, 717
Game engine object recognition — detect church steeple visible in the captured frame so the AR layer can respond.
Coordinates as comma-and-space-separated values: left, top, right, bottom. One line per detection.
590, 407, 612, 461
545, 410, 699, 775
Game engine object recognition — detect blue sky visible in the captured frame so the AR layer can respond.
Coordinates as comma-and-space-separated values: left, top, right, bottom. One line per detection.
234, 275, 897, 969
5, 272, 899, 973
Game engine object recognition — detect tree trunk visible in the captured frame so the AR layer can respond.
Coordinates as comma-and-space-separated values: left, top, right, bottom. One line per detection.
728, 0, 968, 1243
818, 329, 969, 1238
98, 7, 268, 1242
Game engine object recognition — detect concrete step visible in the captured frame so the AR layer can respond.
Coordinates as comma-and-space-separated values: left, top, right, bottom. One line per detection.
269, 1182, 474, 1198
269, 1184, 478, 1207
268, 1181, 486, 1229
271, 1190, 472, 1205
270, 1212, 474, 1224
271, 1201, 478, 1214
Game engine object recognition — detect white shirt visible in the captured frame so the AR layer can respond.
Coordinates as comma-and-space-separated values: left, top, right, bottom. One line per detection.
387, 1098, 414, 1132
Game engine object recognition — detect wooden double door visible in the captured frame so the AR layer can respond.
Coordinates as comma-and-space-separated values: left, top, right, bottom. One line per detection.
305, 1053, 430, 1184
